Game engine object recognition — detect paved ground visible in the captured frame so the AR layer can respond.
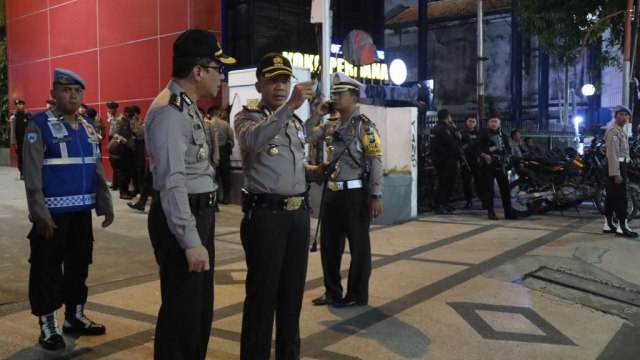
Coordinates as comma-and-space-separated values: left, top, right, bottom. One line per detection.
1, 165, 640, 359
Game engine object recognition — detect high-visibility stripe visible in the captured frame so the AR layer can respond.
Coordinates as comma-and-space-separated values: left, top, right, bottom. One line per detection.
43, 157, 97, 165
44, 193, 96, 208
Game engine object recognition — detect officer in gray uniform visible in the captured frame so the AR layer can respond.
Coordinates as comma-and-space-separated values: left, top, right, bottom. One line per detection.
306, 72, 384, 308
144, 29, 235, 360
234, 53, 323, 360
603, 105, 638, 238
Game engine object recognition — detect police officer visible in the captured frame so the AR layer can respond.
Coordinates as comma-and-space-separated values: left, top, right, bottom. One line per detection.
144, 29, 235, 360
459, 115, 479, 209
22, 68, 114, 350
430, 109, 461, 214
10, 99, 31, 179
210, 107, 235, 204
603, 105, 638, 237
477, 115, 516, 220
306, 72, 384, 308
106, 101, 122, 190
234, 53, 322, 359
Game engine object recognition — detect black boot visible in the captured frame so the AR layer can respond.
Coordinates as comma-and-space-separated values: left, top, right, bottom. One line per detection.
127, 201, 145, 212
616, 218, 639, 238
38, 311, 65, 350
63, 304, 106, 335
603, 215, 618, 234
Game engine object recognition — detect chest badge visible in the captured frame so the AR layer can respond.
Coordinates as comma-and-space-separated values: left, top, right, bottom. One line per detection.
197, 145, 206, 161
268, 145, 279, 157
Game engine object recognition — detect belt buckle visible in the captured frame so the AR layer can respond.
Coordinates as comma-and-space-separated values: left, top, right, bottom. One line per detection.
328, 182, 339, 191
284, 196, 302, 211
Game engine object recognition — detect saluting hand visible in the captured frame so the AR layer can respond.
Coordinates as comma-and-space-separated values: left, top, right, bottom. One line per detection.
286, 80, 316, 111
35, 218, 57, 239
185, 245, 210, 272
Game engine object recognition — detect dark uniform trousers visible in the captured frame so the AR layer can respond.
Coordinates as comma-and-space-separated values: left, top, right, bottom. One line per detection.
240, 206, 310, 360
134, 140, 146, 193
216, 145, 232, 201
320, 187, 371, 304
478, 163, 512, 215
28, 211, 94, 316
148, 193, 215, 360
605, 162, 629, 219
461, 157, 480, 203
434, 160, 459, 209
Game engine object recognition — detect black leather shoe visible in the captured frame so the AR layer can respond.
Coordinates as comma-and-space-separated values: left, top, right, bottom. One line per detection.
39, 332, 65, 350
331, 298, 366, 308
616, 228, 639, 238
63, 318, 106, 335
127, 201, 145, 212
488, 211, 499, 220
312, 294, 334, 306
119, 193, 134, 200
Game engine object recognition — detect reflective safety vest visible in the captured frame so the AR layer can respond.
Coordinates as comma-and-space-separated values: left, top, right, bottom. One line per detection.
32, 110, 101, 214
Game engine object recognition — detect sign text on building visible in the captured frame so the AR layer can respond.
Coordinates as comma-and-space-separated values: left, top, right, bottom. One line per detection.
281, 52, 389, 82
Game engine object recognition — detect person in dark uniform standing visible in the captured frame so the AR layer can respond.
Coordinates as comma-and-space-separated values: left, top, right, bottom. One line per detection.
10, 99, 32, 179
430, 109, 461, 214
459, 115, 479, 209
211, 107, 235, 204
476, 115, 517, 220
22, 68, 114, 350
603, 105, 638, 237
234, 53, 324, 360
106, 101, 123, 190
306, 72, 384, 308
144, 29, 235, 360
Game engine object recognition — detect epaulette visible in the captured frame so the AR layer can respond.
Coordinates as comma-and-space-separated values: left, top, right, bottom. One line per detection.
242, 105, 263, 113
358, 113, 373, 124
169, 93, 183, 112
359, 113, 376, 134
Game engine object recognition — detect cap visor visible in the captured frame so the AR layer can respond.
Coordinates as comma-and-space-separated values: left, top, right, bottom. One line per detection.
263, 70, 295, 79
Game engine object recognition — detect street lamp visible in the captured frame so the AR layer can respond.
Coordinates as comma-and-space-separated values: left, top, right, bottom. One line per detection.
581, 83, 596, 96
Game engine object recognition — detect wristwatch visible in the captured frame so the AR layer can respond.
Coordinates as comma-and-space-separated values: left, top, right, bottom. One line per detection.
371, 194, 383, 200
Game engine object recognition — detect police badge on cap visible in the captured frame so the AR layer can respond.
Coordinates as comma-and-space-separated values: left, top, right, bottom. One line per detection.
331, 72, 364, 94
256, 53, 294, 79
53, 68, 86, 90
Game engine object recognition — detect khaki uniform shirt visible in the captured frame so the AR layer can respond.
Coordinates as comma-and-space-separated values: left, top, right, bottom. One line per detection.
145, 80, 216, 249
234, 102, 308, 196
306, 109, 383, 196
605, 124, 630, 177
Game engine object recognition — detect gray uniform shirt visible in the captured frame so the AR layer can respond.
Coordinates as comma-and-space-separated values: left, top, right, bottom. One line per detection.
306, 109, 384, 196
145, 80, 216, 249
234, 102, 308, 196
605, 124, 630, 177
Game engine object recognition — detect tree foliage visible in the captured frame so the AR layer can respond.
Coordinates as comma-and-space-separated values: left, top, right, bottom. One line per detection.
517, 0, 628, 68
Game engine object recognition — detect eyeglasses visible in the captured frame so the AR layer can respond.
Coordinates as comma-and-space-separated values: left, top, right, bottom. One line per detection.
200, 65, 224, 74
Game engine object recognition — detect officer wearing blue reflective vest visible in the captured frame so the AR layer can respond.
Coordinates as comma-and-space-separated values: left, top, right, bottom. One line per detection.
145, 29, 235, 360
306, 72, 384, 308
22, 68, 114, 351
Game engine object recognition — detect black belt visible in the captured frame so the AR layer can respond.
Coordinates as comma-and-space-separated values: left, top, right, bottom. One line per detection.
153, 190, 216, 209
242, 190, 308, 212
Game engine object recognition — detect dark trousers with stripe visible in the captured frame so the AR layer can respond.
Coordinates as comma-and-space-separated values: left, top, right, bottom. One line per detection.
240, 206, 310, 360
320, 187, 371, 304
28, 211, 94, 316
148, 193, 215, 360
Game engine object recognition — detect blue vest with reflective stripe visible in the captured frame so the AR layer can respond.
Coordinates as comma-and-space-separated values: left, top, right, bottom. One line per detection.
31, 111, 101, 214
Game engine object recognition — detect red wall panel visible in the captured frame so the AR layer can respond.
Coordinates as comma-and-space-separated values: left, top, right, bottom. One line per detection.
6, 0, 47, 20
6, 11, 49, 65
97, 0, 159, 48
9, 61, 51, 105
99, 39, 160, 102
159, 0, 189, 35
50, 0, 98, 57
50, 50, 100, 104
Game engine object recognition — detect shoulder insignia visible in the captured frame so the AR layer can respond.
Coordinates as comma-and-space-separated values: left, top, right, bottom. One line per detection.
358, 114, 377, 134
242, 105, 262, 113
169, 93, 183, 111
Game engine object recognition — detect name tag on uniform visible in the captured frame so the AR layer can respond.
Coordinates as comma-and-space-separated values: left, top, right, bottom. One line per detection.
48, 121, 72, 143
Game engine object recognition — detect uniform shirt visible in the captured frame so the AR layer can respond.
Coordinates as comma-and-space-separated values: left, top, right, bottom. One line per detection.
234, 102, 308, 196
10, 110, 31, 146
108, 113, 123, 138
145, 80, 216, 250
306, 109, 384, 196
22, 111, 112, 221
212, 117, 235, 149
605, 124, 630, 177
430, 122, 460, 164
460, 127, 478, 160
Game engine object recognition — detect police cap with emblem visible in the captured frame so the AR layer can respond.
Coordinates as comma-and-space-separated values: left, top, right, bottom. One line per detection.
256, 53, 294, 79
106, 101, 119, 109
14, 99, 25, 105
615, 105, 632, 115
173, 29, 236, 65
331, 72, 364, 94
53, 68, 86, 90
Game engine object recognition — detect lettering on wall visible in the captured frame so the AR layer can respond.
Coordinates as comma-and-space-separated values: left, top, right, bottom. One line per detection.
282, 52, 389, 81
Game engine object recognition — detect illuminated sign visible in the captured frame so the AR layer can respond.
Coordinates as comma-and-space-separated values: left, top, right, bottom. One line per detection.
281, 51, 389, 81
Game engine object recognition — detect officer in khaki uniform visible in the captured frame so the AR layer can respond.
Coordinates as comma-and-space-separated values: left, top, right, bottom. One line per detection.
234, 53, 325, 360
144, 29, 235, 360
603, 105, 638, 238
306, 72, 384, 307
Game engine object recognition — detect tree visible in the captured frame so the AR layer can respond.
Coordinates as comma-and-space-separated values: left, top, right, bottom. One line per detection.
517, 0, 628, 69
